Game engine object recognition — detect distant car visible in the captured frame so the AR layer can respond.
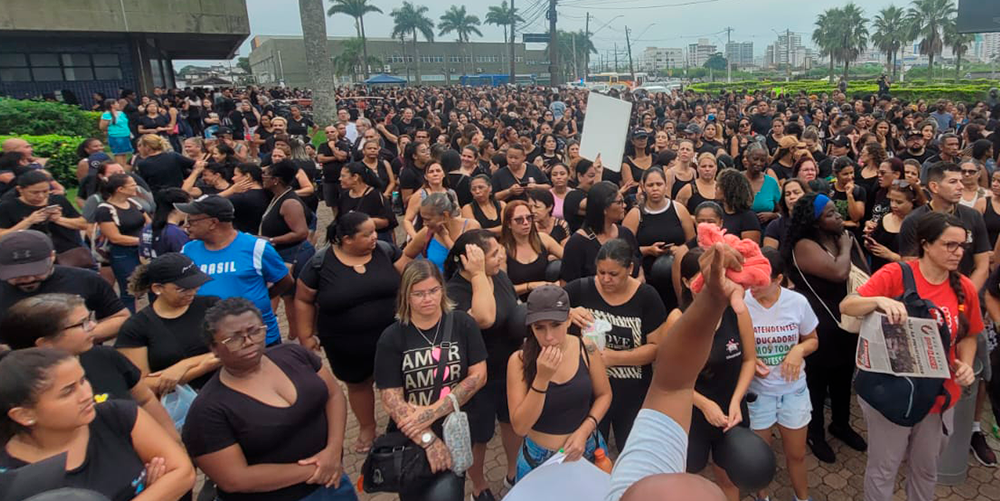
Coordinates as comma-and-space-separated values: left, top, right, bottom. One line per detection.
638, 85, 670, 94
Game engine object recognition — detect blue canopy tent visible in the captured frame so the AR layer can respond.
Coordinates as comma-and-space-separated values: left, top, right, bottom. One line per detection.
364, 74, 407, 86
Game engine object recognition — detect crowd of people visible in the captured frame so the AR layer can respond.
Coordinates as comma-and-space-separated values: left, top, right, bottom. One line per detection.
1, 81, 1000, 501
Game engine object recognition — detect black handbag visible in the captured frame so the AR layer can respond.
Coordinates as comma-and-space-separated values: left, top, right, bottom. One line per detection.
361, 312, 455, 493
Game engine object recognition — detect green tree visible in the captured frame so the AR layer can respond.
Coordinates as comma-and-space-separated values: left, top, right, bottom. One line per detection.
907, 0, 957, 82
832, 3, 869, 82
813, 9, 839, 81
872, 5, 908, 79
236, 57, 251, 74
326, 0, 383, 79
944, 22, 974, 81
485, 2, 523, 78
299, 0, 336, 124
704, 53, 728, 71
439, 5, 482, 77
333, 38, 383, 82
550, 30, 596, 81
391, 1, 435, 85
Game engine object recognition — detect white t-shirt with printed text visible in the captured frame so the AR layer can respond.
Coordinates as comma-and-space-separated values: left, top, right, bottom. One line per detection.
744, 287, 819, 396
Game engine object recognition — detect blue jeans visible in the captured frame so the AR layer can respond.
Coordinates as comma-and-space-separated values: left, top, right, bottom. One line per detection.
515, 431, 608, 481
109, 244, 140, 312
297, 475, 358, 501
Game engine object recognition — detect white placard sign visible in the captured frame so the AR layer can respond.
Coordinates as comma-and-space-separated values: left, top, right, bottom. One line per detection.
579, 91, 633, 172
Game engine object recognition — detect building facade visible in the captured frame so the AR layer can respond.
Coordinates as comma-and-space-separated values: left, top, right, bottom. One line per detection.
725, 41, 754, 68
640, 47, 684, 73
765, 33, 812, 69
248, 36, 550, 87
0, 0, 249, 101
687, 39, 717, 67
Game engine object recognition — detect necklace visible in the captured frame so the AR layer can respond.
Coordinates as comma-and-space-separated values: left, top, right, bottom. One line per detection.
259, 187, 294, 234
415, 319, 441, 347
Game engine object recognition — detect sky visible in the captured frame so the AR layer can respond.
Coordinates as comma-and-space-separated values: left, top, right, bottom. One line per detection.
178, 0, 915, 66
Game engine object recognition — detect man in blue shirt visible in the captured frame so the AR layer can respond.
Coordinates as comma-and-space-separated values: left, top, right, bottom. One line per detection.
177, 195, 292, 345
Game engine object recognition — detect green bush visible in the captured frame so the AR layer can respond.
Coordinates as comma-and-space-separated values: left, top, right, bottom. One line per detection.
0, 134, 84, 188
0, 98, 101, 138
687, 79, 992, 102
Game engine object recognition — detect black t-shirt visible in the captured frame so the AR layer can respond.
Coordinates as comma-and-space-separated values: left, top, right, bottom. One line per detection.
115, 296, 220, 390
0, 266, 124, 325
228, 110, 247, 138
899, 205, 990, 276
336, 187, 388, 224
0, 195, 84, 253
80, 346, 141, 401
375, 311, 488, 414
694, 307, 745, 407
563, 189, 587, 232
183, 344, 329, 501
492, 165, 550, 202
0, 400, 146, 501
897, 148, 934, 165
750, 113, 772, 136
137, 152, 195, 192
299, 247, 399, 341
95, 200, 146, 239
722, 209, 762, 243
229, 189, 271, 235
560, 226, 642, 283
447, 271, 520, 379
138, 114, 169, 136
317, 140, 352, 182
286, 116, 315, 138
398, 165, 426, 194
830, 185, 867, 223
564, 277, 666, 390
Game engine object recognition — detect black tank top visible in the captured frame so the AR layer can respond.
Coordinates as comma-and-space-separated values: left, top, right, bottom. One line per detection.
671, 169, 694, 200
532, 338, 593, 435
624, 156, 650, 194
471, 199, 502, 230
507, 245, 549, 300
869, 218, 901, 273
693, 307, 743, 407
985, 197, 1000, 249
260, 190, 310, 251
685, 181, 713, 214
636, 202, 686, 312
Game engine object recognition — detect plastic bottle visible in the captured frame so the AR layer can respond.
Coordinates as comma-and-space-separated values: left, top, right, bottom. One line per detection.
594, 448, 613, 473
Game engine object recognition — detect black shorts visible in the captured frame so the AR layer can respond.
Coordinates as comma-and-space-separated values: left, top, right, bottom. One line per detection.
686, 398, 750, 473
320, 333, 378, 384
468, 378, 510, 444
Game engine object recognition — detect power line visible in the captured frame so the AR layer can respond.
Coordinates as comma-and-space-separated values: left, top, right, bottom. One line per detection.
562, 0, 719, 10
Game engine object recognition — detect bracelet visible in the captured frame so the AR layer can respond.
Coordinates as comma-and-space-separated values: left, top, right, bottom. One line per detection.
530, 385, 547, 394
586, 415, 599, 428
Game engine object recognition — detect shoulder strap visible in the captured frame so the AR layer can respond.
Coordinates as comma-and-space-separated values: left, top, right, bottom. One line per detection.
311, 244, 331, 271
98, 202, 121, 226
898, 261, 918, 295
431, 312, 456, 401
791, 248, 841, 325
579, 335, 591, 368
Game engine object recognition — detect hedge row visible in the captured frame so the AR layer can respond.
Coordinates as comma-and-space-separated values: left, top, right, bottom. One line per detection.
687, 79, 993, 102
0, 134, 84, 188
0, 98, 102, 138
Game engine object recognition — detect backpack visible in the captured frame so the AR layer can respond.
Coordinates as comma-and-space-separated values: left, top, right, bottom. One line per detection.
89, 200, 139, 263
854, 262, 953, 427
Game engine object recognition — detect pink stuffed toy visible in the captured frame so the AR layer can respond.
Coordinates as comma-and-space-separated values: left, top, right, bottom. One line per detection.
689, 224, 771, 311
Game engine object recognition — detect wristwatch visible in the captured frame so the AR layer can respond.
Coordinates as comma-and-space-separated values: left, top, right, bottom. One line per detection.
420, 432, 436, 447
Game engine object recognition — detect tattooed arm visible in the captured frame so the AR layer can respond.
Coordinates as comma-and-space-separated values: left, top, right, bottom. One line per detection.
379, 387, 455, 474
398, 361, 487, 438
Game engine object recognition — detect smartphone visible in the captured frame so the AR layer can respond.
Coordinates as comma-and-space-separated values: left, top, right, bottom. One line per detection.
518, 181, 529, 187
45, 204, 60, 212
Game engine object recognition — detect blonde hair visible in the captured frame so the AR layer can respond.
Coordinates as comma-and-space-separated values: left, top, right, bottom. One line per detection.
138, 134, 170, 152
395, 260, 454, 325
697, 152, 718, 167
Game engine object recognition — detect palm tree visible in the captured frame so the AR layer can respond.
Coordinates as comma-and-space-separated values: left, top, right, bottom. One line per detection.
333, 38, 383, 82
552, 30, 596, 81
907, 0, 957, 82
299, 0, 336, 124
439, 5, 482, 77
832, 3, 869, 82
390, 2, 435, 85
812, 9, 839, 82
326, 0, 383, 79
872, 5, 908, 80
485, 2, 523, 80
944, 23, 974, 82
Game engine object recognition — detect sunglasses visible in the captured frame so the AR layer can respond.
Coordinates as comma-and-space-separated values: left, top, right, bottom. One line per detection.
512, 215, 534, 225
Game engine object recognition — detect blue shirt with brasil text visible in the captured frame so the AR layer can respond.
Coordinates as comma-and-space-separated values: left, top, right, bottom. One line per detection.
182, 232, 289, 344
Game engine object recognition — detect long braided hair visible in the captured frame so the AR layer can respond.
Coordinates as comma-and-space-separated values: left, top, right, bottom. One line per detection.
915, 211, 971, 342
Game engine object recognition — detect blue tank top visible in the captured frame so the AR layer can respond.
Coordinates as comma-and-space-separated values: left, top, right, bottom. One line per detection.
422, 220, 468, 273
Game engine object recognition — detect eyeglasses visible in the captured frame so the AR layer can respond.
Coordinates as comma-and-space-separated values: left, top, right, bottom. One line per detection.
183, 216, 213, 226
410, 286, 442, 300
961, 169, 979, 176
940, 240, 971, 254
611, 198, 625, 206
219, 325, 267, 349
62, 311, 96, 332
512, 215, 534, 225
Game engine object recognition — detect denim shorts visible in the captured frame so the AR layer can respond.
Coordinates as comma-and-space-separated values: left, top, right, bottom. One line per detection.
515, 431, 607, 482
297, 475, 358, 501
748, 385, 812, 430
107, 136, 133, 155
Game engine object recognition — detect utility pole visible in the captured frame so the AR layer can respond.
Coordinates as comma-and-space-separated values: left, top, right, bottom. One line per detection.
725, 26, 733, 83
614, 43, 618, 73
571, 32, 578, 81
510, 0, 516, 83
585, 12, 590, 76
625, 26, 635, 83
548, 0, 560, 86
785, 28, 791, 82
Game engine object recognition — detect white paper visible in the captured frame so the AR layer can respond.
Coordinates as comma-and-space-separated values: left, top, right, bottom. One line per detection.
856, 312, 950, 379
579, 92, 633, 172
504, 457, 611, 501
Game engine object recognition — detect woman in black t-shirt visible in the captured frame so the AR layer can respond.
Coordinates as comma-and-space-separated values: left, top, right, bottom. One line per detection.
672, 249, 757, 500
96, 173, 150, 313
337, 162, 392, 243
0, 348, 195, 501
0, 170, 89, 266
220, 163, 269, 235
830, 156, 867, 231
116, 253, 221, 395
0, 293, 180, 441
183, 298, 355, 501
137, 101, 170, 138
296, 213, 410, 454
374, 260, 488, 501
565, 239, 667, 450
560, 181, 642, 283
717, 168, 762, 244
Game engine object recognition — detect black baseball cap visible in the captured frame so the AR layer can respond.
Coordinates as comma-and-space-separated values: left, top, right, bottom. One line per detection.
174, 195, 235, 222
146, 253, 211, 289
829, 135, 851, 148
0, 452, 67, 500
905, 129, 923, 139
216, 127, 233, 136
525, 285, 570, 325
631, 128, 650, 140
685, 123, 703, 135
0, 230, 54, 280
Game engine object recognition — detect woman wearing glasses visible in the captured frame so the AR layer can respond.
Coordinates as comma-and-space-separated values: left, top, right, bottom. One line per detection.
0, 293, 179, 440
560, 181, 642, 283
864, 180, 926, 272
183, 298, 357, 501
500, 201, 564, 301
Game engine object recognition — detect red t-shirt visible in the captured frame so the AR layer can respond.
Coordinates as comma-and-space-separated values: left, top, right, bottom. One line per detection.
856, 259, 982, 413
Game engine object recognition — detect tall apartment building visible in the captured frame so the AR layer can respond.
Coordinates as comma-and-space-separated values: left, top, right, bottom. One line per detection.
641, 47, 684, 72
725, 41, 754, 67
687, 39, 717, 67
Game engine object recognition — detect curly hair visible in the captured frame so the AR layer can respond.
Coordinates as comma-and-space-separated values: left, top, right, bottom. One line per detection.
781, 191, 823, 263
864, 141, 888, 166
717, 168, 752, 213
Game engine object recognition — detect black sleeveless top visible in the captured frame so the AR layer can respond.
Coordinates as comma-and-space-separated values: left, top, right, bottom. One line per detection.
869, 217, 901, 273
260, 190, 311, 251
471, 199, 502, 230
671, 169, 695, 200
532, 338, 592, 435
506, 244, 549, 300
693, 307, 744, 407
635, 202, 687, 311
624, 156, 650, 194
685, 181, 713, 214
985, 197, 1000, 250
788, 240, 857, 368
